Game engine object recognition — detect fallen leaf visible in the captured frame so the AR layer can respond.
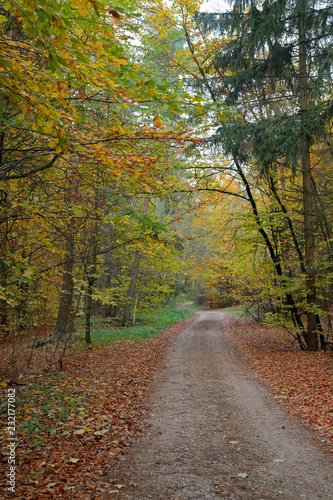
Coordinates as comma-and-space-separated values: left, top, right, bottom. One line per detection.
227, 319, 333, 450
73, 429, 85, 435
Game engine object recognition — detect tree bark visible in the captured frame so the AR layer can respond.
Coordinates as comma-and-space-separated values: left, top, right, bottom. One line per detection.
54, 224, 75, 339
122, 197, 149, 326
298, 0, 318, 350
234, 156, 307, 349
85, 240, 97, 345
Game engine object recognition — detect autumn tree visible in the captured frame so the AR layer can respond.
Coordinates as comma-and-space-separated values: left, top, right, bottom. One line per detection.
0, 0, 194, 343
193, 0, 333, 349
142, 0, 333, 349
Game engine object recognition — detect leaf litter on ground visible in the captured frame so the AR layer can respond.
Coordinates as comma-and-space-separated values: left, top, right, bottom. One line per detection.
224, 312, 333, 451
1, 309, 332, 498
0, 316, 193, 499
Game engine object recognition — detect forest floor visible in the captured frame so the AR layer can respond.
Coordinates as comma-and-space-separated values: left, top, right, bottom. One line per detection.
0, 309, 333, 499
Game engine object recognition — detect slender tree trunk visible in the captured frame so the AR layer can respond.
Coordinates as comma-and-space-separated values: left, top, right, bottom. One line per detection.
123, 197, 149, 325
123, 248, 142, 326
234, 156, 307, 349
0, 260, 8, 334
301, 137, 317, 350
85, 241, 97, 345
132, 292, 139, 325
0, 190, 9, 335
266, 168, 306, 273
54, 226, 75, 339
298, 0, 318, 350
85, 280, 94, 345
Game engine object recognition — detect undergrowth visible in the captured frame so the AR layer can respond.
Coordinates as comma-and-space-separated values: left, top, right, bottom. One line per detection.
76, 305, 195, 344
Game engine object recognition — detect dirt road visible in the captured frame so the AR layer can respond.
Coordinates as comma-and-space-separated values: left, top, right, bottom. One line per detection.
116, 311, 333, 499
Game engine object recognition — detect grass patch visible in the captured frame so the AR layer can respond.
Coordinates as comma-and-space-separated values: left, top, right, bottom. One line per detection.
77, 305, 195, 344
222, 306, 246, 312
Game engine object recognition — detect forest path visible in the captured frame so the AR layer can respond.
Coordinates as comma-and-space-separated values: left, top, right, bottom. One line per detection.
116, 311, 333, 499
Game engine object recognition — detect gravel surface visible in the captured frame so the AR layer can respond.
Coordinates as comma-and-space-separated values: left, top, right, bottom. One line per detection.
116, 311, 333, 499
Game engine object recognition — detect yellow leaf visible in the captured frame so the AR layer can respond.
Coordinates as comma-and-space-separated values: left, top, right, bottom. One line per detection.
1, 381, 7, 388
44, 122, 53, 134
73, 0, 90, 16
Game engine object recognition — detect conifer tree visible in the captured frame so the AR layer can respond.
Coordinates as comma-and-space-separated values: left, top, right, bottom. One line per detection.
193, 0, 333, 350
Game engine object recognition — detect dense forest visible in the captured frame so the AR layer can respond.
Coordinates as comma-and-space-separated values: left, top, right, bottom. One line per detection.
1, 0, 333, 352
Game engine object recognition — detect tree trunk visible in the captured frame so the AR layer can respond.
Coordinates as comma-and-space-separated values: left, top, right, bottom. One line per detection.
54, 229, 75, 339
85, 242, 97, 345
298, 0, 318, 351
85, 278, 94, 346
234, 156, 307, 349
0, 189, 9, 335
123, 249, 142, 326
0, 260, 8, 335
122, 197, 149, 325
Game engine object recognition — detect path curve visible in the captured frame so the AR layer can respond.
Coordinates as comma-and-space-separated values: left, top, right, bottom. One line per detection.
117, 311, 333, 499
